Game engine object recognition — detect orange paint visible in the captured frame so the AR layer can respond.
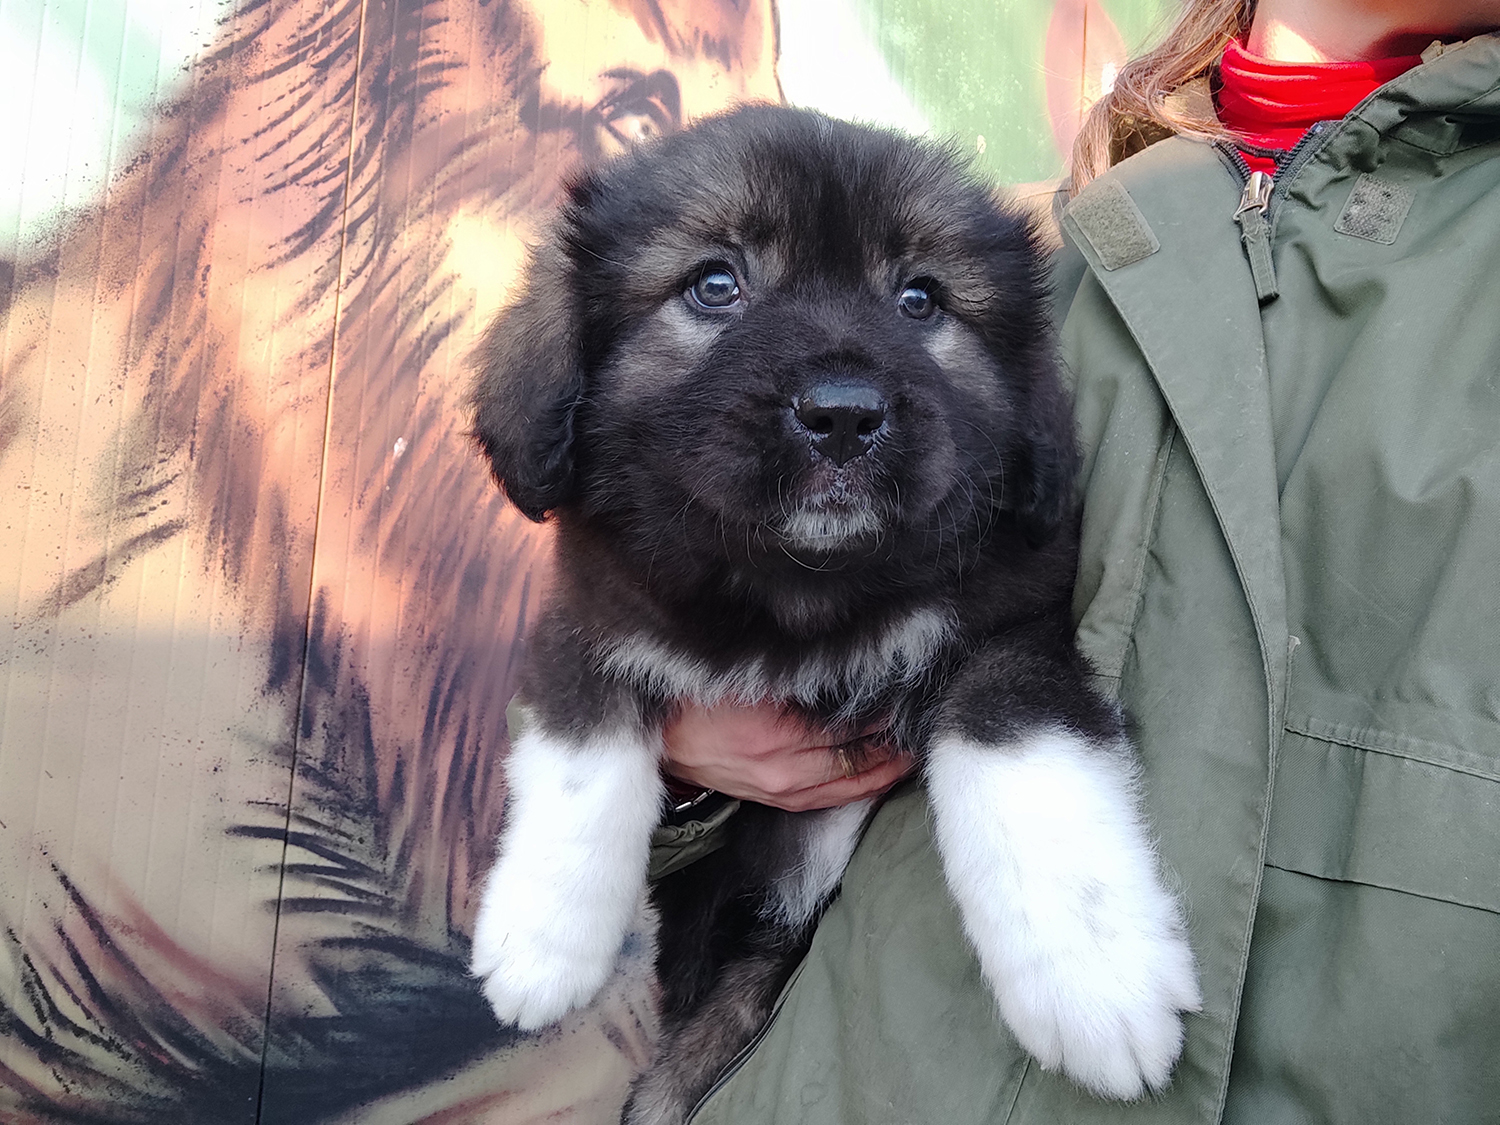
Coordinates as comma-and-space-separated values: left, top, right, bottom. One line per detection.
1044, 0, 1128, 163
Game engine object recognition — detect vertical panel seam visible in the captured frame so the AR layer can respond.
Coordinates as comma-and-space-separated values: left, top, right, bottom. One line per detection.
252, 1, 370, 1118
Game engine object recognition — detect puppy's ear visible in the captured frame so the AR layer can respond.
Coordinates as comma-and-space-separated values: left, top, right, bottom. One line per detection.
472, 244, 584, 522
1013, 384, 1080, 548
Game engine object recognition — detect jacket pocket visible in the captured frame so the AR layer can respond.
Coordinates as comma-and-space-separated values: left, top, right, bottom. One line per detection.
1266, 692, 1500, 914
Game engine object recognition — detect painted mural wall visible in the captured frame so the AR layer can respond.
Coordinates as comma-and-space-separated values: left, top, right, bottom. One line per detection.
0, 1, 1169, 1121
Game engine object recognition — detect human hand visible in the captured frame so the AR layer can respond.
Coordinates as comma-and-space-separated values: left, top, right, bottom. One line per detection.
662, 700, 915, 812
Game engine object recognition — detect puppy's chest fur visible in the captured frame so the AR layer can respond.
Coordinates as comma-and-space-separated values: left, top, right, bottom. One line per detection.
594, 603, 960, 730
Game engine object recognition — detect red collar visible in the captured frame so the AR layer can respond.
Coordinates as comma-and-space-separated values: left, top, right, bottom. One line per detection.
1216, 38, 1422, 171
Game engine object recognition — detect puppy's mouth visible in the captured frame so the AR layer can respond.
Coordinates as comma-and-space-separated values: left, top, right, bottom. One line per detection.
778, 504, 882, 550
775, 468, 887, 552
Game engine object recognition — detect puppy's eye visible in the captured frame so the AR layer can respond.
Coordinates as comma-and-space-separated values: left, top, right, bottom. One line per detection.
897, 280, 938, 320
688, 265, 741, 310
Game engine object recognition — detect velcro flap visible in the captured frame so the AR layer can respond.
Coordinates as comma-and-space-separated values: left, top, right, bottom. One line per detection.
1334, 174, 1415, 245
1062, 177, 1161, 270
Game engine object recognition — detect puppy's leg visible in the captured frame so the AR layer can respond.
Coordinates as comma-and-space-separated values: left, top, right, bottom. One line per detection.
628, 802, 874, 1125
471, 703, 664, 1028
927, 726, 1200, 1100
622, 946, 795, 1125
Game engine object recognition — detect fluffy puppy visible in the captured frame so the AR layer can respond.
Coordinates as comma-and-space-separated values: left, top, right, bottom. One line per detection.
469, 105, 1200, 1124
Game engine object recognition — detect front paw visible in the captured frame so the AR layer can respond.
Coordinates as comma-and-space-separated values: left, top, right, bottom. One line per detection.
928, 731, 1202, 1099
470, 714, 665, 1029
994, 893, 1201, 1099
470, 860, 621, 1029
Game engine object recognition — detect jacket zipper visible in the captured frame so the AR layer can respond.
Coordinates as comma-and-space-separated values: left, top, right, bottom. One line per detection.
1232, 166, 1279, 303
1219, 121, 1333, 305
683, 961, 807, 1122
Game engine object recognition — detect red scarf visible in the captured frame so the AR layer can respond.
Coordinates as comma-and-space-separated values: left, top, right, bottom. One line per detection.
1216, 38, 1423, 174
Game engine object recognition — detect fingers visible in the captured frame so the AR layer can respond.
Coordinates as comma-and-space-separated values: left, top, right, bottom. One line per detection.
778, 751, 917, 812
661, 699, 916, 812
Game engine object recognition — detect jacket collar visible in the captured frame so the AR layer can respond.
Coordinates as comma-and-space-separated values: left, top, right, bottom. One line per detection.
1308, 32, 1500, 168
1060, 137, 1292, 725
1100, 32, 1500, 174
1058, 33, 1500, 718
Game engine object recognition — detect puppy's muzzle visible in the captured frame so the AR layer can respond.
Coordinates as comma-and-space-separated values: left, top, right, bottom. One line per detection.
793, 382, 887, 467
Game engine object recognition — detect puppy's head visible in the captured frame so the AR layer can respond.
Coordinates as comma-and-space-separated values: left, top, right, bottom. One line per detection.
474, 106, 1073, 602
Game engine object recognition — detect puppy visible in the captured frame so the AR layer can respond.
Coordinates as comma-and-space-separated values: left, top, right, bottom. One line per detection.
468, 105, 1200, 1123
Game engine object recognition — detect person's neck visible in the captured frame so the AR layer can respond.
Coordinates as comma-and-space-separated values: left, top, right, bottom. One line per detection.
1246, 0, 1499, 62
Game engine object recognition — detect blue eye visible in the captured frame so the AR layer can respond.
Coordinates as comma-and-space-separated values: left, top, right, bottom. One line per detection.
898, 281, 937, 319
688, 264, 741, 309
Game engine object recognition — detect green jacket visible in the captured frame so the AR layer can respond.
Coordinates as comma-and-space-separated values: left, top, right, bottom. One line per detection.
691, 33, 1500, 1125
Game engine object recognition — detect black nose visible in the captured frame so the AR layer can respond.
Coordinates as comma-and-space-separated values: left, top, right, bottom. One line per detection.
793, 383, 887, 467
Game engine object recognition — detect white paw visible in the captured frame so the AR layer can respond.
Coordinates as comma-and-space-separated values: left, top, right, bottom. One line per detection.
993, 882, 1201, 1098
928, 730, 1202, 1100
470, 857, 624, 1028
470, 715, 665, 1029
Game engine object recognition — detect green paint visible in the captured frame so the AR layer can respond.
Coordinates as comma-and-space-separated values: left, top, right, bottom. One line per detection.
2, 0, 180, 123
0, 0, 223, 248
852, 0, 1175, 183
1103, 0, 1177, 55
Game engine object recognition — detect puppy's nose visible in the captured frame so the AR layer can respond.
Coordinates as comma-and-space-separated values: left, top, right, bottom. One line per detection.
793, 383, 887, 467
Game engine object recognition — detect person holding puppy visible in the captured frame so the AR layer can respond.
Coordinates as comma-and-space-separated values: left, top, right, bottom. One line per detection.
662, 0, 1500, 1121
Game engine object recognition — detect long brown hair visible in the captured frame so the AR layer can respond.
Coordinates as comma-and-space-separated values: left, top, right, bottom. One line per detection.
1070, 0, 1256, 192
